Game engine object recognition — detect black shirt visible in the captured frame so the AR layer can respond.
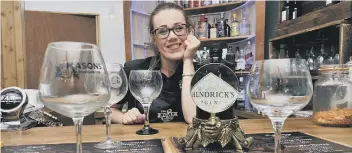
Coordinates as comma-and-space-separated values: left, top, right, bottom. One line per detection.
120, 56, 185, 123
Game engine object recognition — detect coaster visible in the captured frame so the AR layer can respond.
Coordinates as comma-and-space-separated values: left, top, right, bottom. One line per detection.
2, 139, 164, 153
171, 132, 352, 153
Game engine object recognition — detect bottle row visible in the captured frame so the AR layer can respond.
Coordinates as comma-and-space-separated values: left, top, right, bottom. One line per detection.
190, 10, 251, 40
157, 0, 242, 9
280, 0, 342, 23
194, 40, 254, 71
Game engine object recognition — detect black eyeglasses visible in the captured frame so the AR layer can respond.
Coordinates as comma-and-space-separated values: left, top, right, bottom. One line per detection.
151, 24, 189, 39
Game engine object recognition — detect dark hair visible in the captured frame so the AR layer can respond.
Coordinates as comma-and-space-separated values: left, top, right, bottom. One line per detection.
148, 3, 192, 34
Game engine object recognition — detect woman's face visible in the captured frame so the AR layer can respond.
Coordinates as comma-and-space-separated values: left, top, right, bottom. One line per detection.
152, 9, 189, 61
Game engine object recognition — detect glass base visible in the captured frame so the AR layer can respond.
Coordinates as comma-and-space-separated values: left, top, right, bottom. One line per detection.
94, 138, 120, 149
136, 125, 159, 135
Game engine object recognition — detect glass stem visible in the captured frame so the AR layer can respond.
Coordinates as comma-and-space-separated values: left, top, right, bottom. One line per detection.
73, 117, 84, 153
271, 119, 284, 153
142, 104, 150, 127
104, 106, 112, 140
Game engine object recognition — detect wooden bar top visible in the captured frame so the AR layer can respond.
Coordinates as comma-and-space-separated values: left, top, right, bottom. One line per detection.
2, 118, 351, 152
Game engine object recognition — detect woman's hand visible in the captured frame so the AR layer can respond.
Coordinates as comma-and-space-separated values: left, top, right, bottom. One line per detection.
122, 108, 145, 125
183, 35, 200, 62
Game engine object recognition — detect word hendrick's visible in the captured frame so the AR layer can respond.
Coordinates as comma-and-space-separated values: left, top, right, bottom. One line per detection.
192, 91, 236, 98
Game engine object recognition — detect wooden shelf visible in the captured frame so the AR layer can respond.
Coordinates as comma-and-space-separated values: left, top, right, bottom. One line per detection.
200, 35, 250, 46
235, 70, 250, 75
184, 1, 246, 15
270, 1, 352, 42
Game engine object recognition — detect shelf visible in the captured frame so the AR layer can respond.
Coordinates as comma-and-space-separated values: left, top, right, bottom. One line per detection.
200, 35, 250, 46
234, 110, 267, 119
184, 1, 246, 16
270, 1, 352, 42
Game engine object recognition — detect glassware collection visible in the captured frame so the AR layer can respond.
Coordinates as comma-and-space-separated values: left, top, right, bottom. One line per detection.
279, 43, 340, 70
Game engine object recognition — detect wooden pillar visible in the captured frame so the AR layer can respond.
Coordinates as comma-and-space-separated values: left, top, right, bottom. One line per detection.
1, 1, 25, 88
339, 22, 352, 64
123, 1, 132, 62
255, 1, 266, 61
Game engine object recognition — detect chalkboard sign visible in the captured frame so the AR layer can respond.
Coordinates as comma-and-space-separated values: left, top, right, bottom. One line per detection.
2, 139, 164, 153
171, 132, 352, 153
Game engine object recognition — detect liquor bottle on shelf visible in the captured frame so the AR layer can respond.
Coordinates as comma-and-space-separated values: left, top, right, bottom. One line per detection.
198, 14, 208, 39
210, 47, 222, 63
183, 0, 189, 8
231, 13, 240, 37
240, 10, 250, 36
326, 0, 333, 6
217, 12, 226, 37
235, 46, 240, 70
225, 19, 231, 37
204, 0, 212, 6
210, 24, 217, 38
193, 0, 199, 7
237, 76, 245, 111
244, 41, 253, 70
206, 18, 211, 39
281, 0, 290, 23
212, 0, 219, 5
292, 0, 299, 19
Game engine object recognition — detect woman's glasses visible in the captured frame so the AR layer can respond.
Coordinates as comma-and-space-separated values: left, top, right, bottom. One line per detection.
152, 24, 189, 39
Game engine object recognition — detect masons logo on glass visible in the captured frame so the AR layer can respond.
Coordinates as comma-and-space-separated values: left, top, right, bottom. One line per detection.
55, 62, 102, 79
191, 73, 239, 113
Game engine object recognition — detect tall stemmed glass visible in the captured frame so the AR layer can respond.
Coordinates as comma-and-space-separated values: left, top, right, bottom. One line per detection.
129, 70, 163, 135
38, 42, 110, 153
94, 63, 128, 149
246, 59, 313, 153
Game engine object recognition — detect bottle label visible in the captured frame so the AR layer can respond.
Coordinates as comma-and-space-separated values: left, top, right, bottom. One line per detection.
191, 73, 239, 113
281, 10, 287, 22
210, 29, 217, 38
231, 23, 239, 36
292, 10, 297, 19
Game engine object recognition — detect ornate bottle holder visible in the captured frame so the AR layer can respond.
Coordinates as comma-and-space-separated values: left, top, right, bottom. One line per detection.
179, 63, 254, 152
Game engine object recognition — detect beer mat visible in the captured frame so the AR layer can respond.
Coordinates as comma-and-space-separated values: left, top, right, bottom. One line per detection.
170, 132, 352, 153
2, 139, 164, 153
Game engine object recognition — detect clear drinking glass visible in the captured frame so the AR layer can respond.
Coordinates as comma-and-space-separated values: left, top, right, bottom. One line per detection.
38, 42, 110, 153
129, 70, 163, 135
246, 59, 313, 153
94, 63, 128, 149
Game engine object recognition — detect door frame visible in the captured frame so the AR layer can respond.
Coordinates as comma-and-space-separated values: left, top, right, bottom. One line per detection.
1, 1, 101, 88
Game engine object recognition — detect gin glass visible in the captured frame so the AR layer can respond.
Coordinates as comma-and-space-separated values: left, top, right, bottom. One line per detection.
246, 59, 313, 153
94, 63, 128, 149
129, 70, 163, 135
38, 42, 110, 153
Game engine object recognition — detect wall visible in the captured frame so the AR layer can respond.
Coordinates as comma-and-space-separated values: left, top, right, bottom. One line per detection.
24, 1, 126, 64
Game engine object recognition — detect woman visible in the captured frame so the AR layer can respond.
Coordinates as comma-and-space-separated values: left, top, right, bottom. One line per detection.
111, 2, 200, 124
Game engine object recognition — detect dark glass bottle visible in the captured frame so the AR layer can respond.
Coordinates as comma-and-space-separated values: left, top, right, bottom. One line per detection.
292, 0, 299, 19
196, 47, 238, 120
281, 0, 290, 23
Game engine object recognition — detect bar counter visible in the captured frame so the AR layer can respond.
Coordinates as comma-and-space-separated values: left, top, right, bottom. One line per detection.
2, 118, 351, 152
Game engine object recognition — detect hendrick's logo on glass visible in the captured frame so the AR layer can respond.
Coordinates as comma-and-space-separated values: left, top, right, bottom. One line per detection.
1, 87, 28, 113
191, 64, 240, 115
55, 62, 102, 79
